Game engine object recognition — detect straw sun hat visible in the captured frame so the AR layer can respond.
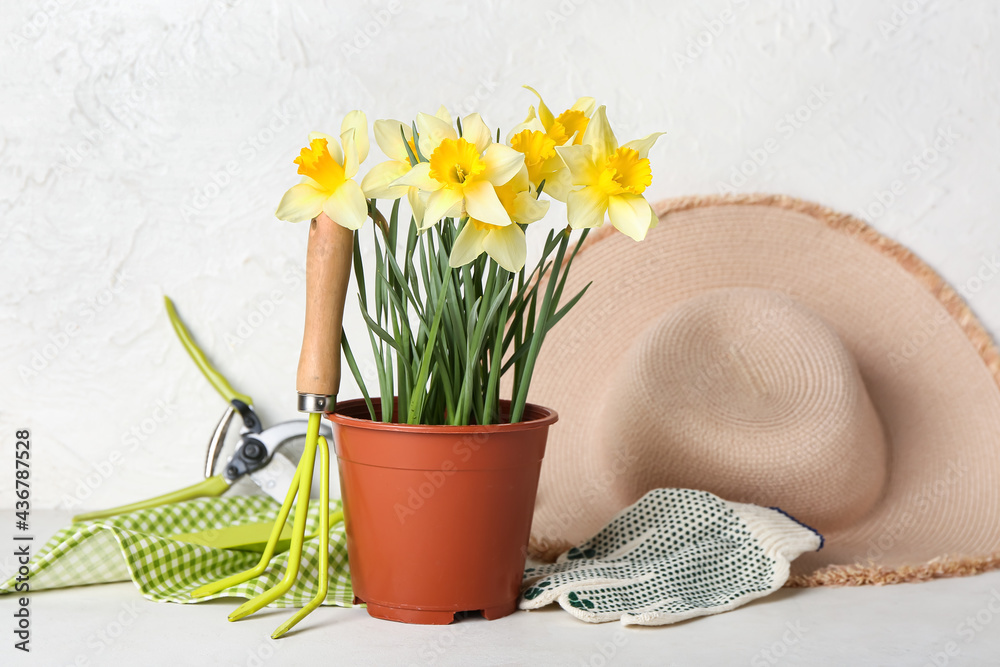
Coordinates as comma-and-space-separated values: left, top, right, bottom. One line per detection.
526, 193, 1000, 586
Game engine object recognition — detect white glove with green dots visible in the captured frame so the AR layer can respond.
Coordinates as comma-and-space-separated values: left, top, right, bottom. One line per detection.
520, 488, 822, 625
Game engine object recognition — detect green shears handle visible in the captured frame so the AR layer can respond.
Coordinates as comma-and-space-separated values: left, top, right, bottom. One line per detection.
164, 295, 253, 406
72, 298, 253, 523
73, 475, 231, 523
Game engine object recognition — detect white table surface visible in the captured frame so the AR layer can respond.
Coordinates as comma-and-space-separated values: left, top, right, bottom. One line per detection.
3, 511, 999, 666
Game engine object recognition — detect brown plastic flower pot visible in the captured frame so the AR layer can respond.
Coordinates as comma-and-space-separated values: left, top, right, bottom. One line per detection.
327, 398, 557, 625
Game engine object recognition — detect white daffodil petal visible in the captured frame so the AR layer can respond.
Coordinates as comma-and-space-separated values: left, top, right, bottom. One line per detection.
506, 110, 545, 142
523, 85, 555, 130
308, 131, 333, 143
511, 190, 549, 225
449, 222, 489, 268
322, 180, 368, 230
422, 187, 464, 229
434, 105, 452, 125
407, 186, 426, 225
299, 175, 323, 190
373, 119, 412, 162
342, 128, 359, 179
555, 145, 598, 186
581, 105, 618, 164
539, 163, 572, 202
508, 164, 530, 192
416, 112, 457, 158
461, 113, 493, 154
309, 131, 343, 166
566, 185, 608, 229
482, 223, 527, 272
608, 193, 654, 241
392, 162, 438, 191
275, 183, 327, 222
572, 96, 597, 115
360, 160, 410, 200
464, 179, 512, 227
622, 132, 665, 160
482, 144, 525, 186
341, 110, 368, 163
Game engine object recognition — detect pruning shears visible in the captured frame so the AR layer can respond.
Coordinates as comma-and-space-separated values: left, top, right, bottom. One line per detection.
72, 297, 330, 522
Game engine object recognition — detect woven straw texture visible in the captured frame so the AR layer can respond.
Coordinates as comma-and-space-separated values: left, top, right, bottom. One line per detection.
524, 193, 1000, 586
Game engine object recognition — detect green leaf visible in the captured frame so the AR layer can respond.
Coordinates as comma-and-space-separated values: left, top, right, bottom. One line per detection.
362, 320, 390, 422
384, 247, 428, 327
387, 199, 400, 250
548, 281, 592, 330
353, 231, 368, 309
483, 269, 511, 424
372, 225, 387, 322
358, 298, 402, 353
404, 217, 418, 281
410, 121, 427, 162
408, 263, 453, 424
401, 126, 419, 167
551, 228, 590, 310
341, 332, 375, 420
509, 228, 570, 422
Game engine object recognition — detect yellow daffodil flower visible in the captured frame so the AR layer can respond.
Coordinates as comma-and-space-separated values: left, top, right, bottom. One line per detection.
556, 106, 664, 241
514, 86, 596, 146
506, 87, 597, 201
508, 122, 570, 201
449, 167, 549, 272
275, 111, 370, 229
392, 113, 525, 230
360, 119, 418, 199
360, 106, 453, 224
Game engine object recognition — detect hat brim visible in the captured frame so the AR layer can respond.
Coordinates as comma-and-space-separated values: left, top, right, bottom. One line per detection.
523, 193, 1000, 585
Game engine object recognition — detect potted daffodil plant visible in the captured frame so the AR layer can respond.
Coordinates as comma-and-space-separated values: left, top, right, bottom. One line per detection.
275, 87, 662, 624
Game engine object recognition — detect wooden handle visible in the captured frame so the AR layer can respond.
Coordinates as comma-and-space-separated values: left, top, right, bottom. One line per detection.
296, 212, 354, 400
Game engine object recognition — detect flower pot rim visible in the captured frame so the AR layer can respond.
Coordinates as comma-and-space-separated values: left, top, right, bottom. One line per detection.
327, 397, 558, 433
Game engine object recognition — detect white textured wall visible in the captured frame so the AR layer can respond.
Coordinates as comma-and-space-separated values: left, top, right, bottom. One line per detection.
2, 0, 998, 510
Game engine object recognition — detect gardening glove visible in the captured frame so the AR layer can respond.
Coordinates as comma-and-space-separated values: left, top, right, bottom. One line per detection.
0, 496, 352, 608
520, 488, 822, 625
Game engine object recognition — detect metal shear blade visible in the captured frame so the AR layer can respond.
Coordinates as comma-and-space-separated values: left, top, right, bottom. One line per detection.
220, 412, 332, 503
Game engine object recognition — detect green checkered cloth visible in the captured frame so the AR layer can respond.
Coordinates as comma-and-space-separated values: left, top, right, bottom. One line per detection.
0, 496, 353, 608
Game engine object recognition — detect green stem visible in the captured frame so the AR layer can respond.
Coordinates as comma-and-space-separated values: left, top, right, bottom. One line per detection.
407, 263, 453, 424
483, 268, 511, 424
510, 229, 570, 423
